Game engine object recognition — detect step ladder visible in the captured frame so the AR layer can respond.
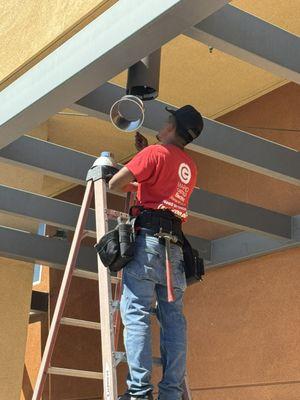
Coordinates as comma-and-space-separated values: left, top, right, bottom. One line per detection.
32, 158, 192, 400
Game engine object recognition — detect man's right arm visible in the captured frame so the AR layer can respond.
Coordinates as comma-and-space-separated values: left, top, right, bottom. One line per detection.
109, 144, 156, 192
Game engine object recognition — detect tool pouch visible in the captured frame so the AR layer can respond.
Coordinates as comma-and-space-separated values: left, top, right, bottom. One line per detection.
94, 217, 136, 272
182, 233, 205, 284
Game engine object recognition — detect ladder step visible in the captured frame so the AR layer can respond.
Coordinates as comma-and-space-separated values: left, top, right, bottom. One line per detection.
74, 269, 98, 281
117, 353, 162, 366
111, 276, 121, 284
48, 367, 103, 380
74, 269, 120, 284
61, 317, 101, 330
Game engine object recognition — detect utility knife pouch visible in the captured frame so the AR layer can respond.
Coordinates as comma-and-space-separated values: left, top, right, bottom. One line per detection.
182, 233, 205, 284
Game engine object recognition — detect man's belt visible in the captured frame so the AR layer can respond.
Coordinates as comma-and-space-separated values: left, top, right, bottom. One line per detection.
130, 206, 184, 245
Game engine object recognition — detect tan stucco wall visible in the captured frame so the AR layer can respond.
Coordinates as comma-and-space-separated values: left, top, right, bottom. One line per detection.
22, 316, 49, 400
0, 0, 116, 89
0, 259, 33, 400
184, 246, 300, 400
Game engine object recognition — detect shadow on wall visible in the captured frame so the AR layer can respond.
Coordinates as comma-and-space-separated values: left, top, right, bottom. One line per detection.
22, 365, 33, 400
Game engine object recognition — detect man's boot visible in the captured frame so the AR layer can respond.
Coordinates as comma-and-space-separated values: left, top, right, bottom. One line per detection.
117, 390, 153, 400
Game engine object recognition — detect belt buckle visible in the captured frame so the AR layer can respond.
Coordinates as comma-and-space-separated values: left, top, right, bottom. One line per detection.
154, 228, 179, 244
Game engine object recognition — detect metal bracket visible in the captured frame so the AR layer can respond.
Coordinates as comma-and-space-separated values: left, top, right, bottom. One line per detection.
154, 228, 179, 244
113, 352, 162, 367
86, 165, 119, 182
106, 209, 129, 221
111, 300, 120, 312
113, 351, 126, 366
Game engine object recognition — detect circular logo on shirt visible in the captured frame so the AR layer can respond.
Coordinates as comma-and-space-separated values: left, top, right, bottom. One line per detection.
178, 163, 191, 184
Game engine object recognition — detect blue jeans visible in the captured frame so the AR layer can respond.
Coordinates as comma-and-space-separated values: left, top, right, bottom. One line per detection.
120, 228, 187, 400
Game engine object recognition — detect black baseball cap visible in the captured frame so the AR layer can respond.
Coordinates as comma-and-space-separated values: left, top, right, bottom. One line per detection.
165, 104, 204, 144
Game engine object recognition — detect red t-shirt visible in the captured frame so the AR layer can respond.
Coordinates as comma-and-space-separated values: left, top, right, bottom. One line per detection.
125, 144, 197, 222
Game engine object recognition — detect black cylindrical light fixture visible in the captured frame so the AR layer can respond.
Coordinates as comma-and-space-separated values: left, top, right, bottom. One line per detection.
126, 48, 161, 101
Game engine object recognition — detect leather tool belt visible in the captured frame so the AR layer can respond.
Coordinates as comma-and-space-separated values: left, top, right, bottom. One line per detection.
130, 205, 205, 283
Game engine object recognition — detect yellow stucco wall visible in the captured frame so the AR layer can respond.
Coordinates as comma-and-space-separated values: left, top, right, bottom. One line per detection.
0, 259, 33, 400
0, 0, 116, 89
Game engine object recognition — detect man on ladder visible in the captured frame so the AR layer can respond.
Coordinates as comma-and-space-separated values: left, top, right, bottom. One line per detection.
109, 105, 204, 400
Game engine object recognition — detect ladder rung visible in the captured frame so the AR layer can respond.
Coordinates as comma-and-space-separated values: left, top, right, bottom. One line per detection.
74, 269, 98, 281
48, 367, 103, 380
74, 269, 121, 284
118, 353, 162, 366
111, 276, 121, 284
61, 317, 101, 330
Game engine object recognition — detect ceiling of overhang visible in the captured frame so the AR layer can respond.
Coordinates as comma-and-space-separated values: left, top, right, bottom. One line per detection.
232, 0, 300, 36
1, 1, 299, 118
111, 37, 286, 119
1, 0, 299, 239
108, 1, 300, 119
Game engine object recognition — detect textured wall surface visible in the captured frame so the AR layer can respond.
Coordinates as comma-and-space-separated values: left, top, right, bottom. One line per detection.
0, 259, 33, 400
185, 246, 300, 400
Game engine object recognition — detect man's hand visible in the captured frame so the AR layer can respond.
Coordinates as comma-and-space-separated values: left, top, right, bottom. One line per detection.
135, 131, 148, 151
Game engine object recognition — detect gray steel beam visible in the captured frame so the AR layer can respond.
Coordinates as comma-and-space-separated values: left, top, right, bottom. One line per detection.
189, 189, 291, 239
0, 0, 229, 148
2, 220, 300, 281
0, 184, 211, 259
207, 215, 300, 269
0, 139, 292, 239
184, 5, 300, 84
0, 183, 97, 234
0, 225, 98, 275
0, 225, 210, 273
0, 135, 91, 185
74, 83, 300, 186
